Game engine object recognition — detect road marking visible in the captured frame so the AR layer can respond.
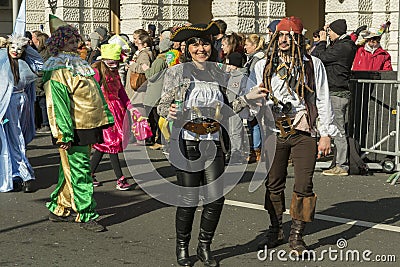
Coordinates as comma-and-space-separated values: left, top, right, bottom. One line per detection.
225, 199, 400, 233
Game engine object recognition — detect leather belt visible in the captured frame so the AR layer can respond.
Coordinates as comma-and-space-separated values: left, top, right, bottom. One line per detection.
183, 121, 220, 135
275, 117, 296, 138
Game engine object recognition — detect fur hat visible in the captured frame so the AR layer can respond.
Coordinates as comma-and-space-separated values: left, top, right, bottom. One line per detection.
329, 19, 347, 35
276, 16, 303, 34
171, 21, 221, 42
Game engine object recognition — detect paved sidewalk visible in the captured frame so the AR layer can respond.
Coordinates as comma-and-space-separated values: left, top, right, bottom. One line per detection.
0, 135, 399, 266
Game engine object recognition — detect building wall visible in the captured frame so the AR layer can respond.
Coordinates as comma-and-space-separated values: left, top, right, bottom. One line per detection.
212, 0, 286, 34
120, 0, 189, 35
25, 0, 109, 36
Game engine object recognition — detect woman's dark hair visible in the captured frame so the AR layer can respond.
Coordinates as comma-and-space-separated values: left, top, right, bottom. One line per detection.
184, 37, 217, 62
91, 61, 119, 99
7, 46, 27, 85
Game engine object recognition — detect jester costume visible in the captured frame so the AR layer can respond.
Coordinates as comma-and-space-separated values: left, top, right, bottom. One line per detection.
43, 51, 114, 222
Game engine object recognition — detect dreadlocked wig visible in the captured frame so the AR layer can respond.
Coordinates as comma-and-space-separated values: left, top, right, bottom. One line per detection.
263, 30, 314, 100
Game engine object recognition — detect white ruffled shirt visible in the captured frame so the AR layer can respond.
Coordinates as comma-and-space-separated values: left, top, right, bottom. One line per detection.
182, 79, 224, 141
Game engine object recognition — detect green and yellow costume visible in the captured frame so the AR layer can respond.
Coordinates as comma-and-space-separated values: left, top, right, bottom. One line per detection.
43, 52, 114, 222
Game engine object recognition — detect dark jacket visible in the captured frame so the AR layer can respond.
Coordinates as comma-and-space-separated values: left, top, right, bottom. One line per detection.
313, 35, 357, 92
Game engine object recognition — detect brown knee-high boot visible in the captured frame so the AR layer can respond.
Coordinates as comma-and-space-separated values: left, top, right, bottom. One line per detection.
258, 191, 285, 250
289, 192, 317, 255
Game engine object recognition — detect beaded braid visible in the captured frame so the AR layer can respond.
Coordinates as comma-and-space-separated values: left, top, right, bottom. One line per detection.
262, 31, 314, 100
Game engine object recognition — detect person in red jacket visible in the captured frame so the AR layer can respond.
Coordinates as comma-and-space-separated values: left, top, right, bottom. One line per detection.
351, 25, 392, 71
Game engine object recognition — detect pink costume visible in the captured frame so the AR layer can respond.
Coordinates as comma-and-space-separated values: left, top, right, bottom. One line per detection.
93, 69, 133, 154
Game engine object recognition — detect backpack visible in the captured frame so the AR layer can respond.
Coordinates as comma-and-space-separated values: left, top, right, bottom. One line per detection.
330, 137, 368, 175
347, 137, 369, 175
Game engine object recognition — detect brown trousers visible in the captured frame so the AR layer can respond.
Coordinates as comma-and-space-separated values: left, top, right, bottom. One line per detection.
266, 132, 317, 197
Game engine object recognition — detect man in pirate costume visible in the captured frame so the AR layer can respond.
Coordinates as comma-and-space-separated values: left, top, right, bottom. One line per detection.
43, 15, 114, 232
252, 17, 337, 255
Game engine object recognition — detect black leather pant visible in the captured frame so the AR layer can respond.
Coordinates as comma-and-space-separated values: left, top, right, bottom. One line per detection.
175, 140, 225, 244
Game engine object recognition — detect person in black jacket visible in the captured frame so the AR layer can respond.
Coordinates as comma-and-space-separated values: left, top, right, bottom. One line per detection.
313, 19, 357, 176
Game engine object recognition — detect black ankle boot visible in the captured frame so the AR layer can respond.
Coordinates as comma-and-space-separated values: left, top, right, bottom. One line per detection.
289, 219, 307, 256
197, 242, 218, 267
176, 243, 192, 266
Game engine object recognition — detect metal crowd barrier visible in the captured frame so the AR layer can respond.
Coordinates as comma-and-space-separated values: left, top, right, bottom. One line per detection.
316, 72, 400, 174
348, 78, 400, 173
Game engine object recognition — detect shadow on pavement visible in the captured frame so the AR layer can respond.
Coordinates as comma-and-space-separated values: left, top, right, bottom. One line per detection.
308, 197, 400, 250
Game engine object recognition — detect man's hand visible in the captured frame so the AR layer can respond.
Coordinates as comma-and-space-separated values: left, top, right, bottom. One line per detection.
319, 29, 327, 42
245, 84, 268, 101
59, 142, 71, 150
317, 136, 331, 159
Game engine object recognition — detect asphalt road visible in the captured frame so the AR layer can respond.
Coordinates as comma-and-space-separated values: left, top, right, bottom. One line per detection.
0, 134, 399, 267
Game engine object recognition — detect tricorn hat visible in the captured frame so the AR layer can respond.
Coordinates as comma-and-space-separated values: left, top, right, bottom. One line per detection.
171, 21, 221, 42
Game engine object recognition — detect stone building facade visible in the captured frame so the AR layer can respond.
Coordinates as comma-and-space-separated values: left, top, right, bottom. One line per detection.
0, 0, 399, 68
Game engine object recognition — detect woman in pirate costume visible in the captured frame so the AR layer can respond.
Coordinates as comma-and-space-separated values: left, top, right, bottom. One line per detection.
43, 15, 114, 232
252, 17, 337, 255
157, 22, 267, 266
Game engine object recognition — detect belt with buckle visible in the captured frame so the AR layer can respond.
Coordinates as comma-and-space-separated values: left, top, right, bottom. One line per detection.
275, 117, 296, 138
183, 121, 220, 135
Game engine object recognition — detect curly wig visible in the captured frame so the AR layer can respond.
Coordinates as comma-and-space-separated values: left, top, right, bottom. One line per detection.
47, 25, 82, 56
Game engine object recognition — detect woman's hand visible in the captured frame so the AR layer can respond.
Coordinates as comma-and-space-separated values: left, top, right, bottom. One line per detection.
168, 103, 178, 120
317, 136, 331, 159
59, 142, 71, 150
142, 63, 149, 71
129, 107, 139, 114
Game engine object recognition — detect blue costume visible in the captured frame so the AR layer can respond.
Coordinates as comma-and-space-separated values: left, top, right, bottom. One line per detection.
0, 46, 42, 192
